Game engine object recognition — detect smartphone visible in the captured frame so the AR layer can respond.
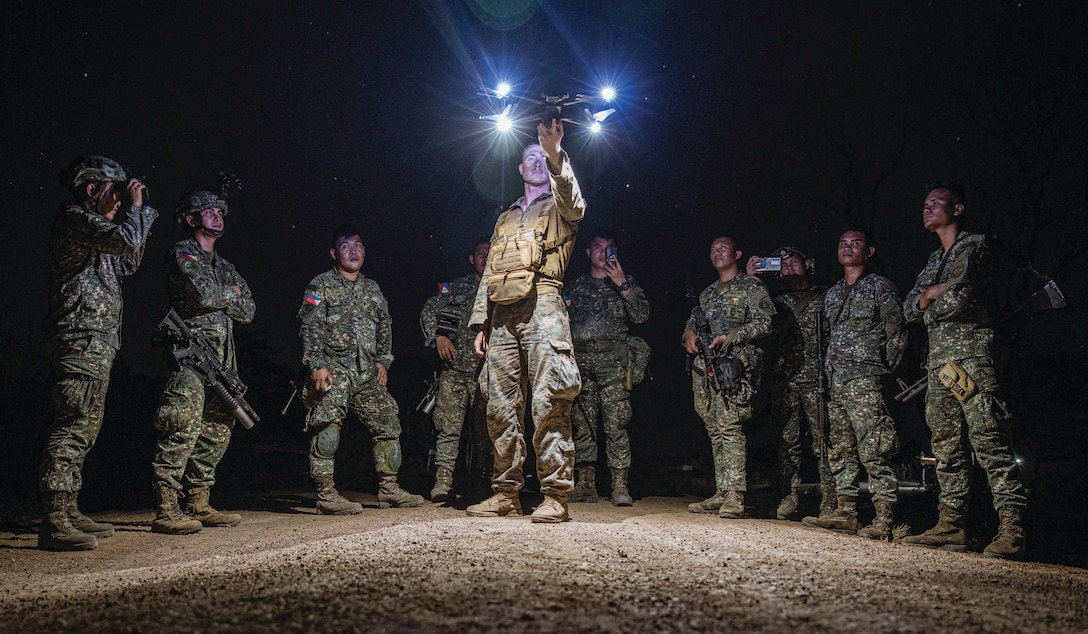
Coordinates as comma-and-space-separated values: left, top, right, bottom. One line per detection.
605, 245, 618, 263
755, 257, 781, 272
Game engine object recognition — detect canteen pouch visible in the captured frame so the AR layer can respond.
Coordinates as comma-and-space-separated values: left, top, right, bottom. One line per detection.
938, 360, 977, 402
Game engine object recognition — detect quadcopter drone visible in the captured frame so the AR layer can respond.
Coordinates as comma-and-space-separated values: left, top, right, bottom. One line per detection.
479, 82, 617, 134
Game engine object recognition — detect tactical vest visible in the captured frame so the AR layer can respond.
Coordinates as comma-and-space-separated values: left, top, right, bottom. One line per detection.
486, 204, 574, 304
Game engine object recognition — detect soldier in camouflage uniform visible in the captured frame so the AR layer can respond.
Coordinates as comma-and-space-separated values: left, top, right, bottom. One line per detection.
902, 183, 1026, 560
39, 156, 156, 551
803, 230, 905, 540
419, 238, 490, 502
150, 190, 254, 535
298, 224, 424, 514
467, 120, 584, 523
567, 229, 651, 506
683, 235, 775, 520
746, 248, 836, 521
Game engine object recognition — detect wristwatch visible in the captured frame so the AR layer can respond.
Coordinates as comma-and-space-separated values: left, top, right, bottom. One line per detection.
617, 281, 631, 292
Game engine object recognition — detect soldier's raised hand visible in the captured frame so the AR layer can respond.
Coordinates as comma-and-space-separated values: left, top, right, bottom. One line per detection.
537, 119, 564, 165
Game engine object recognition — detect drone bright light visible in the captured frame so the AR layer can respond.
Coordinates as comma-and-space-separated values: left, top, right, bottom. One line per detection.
480, 82, 620, 134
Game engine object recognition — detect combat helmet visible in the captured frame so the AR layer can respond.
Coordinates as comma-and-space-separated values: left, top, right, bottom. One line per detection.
59, 155, 128, 189
175, 189, 229, 225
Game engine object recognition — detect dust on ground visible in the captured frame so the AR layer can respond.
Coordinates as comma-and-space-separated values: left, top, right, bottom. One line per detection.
2, 492, 1086, 633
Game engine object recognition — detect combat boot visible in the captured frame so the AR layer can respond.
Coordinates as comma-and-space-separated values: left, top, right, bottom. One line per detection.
718, 491, 745, 519
901, 504, 966, 552
569, 465, 598, 503
611, 468, 633, 507
802, 496, 858, 534
531, 493, 570, 523
466, 491, 522, 517
377, 475, 425, 508
38, 492, 97, 551
315, 475, 362, 515
151, 483, 203, 535
858, 500, 895, 541
818, 483, 838, 519
688, 490, 728, 514
430, 467, 454, 502
776, 487, 799, 520
982, 505, 1025, 561
185, 486, 241, 527
67, 491, 114, 538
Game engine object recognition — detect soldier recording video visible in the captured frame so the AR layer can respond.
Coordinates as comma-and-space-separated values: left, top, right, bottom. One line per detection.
566, 229, 651, 507
746, 247, 836, 521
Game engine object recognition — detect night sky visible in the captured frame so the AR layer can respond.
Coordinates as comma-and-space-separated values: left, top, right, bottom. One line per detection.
4, 1, 1086, 442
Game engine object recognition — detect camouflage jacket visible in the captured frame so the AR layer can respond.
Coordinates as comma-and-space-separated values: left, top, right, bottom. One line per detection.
770, 287, 827, 386
163, 237, 255, 369
685, 273, 775, 368
567, 274, 650, 344
469, 151, 586, 328
903, 231, 996, 367
420, 274, 481, 375
48, 202, 158, 348
825, 273, 906, 383
298, 269, 394, 381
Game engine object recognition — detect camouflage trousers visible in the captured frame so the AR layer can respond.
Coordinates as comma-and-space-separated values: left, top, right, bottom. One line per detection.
925, 356, 1026, 511
303, 360, 403, 478
480, 291, 579, 496
433, 367, 482, 472
39, 336, 117, 493
152, 366, 235, 491
770, 378, 834, 493
692, 371, 753, 492
827, 375, 899, 503
571, 349, 632, 469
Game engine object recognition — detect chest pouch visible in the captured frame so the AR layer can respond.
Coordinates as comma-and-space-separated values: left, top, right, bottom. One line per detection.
435, 308, 462, 338
487, 220, 546, 305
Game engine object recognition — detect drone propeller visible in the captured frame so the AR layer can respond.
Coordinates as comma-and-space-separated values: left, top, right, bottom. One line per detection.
586, 108, 615, 124
479, 103, 513, 122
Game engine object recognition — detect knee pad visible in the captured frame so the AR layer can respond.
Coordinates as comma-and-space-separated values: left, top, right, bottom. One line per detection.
373, 440, 402, 475
313, 425, 341, 460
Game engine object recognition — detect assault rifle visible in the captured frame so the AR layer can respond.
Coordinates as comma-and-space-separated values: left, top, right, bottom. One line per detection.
416, 372, 439, 415
814, 308, 829, 464
156, 308, 260, 429
685, 283, 743, 396
280, 368, 309, 416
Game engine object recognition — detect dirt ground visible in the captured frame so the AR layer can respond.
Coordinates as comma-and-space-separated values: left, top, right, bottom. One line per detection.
2, 491, 1087, 633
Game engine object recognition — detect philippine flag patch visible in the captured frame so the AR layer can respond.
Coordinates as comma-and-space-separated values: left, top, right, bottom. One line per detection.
438, 282, 450, 294
304, 293, 322, 306
179, 250, 199, 262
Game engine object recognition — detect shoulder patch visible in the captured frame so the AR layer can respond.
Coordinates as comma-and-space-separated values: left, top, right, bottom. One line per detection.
305, 292, 322, 306
178, 250, 199, 262
439, 282, 450, 294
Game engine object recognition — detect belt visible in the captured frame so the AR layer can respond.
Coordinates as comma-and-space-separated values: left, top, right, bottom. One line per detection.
574, 340, 622, 354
